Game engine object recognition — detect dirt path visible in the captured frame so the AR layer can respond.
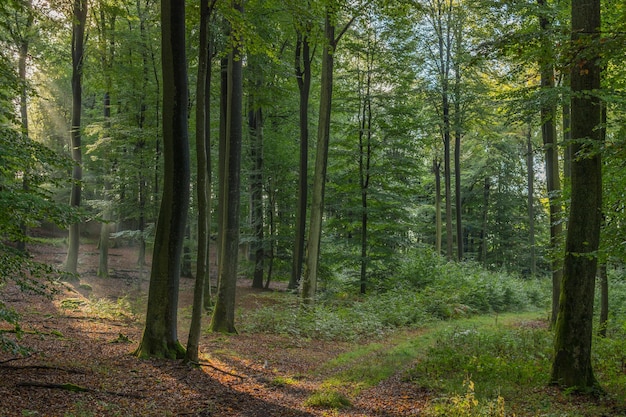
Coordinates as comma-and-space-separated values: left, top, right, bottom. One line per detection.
0, 241, 428, 416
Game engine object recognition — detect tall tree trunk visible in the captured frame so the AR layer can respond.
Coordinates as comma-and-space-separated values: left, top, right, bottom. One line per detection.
17, 0, 33, 253
358, 44, 373, 294
301, 10, 336, 305
537, 0, 563, 326
433, 158, 442, 254
289, 30, 312, 290
453, 20, 463, 261
598, 263, 608, 337
479, 177, 490, 266
186, 0, 213, 364
526, 126, 536, 275
248, 53, 265, 290
550, 0, 602, 390
210, 1, 243, 333
65, 0, 88, 275
135, 0, 190, 359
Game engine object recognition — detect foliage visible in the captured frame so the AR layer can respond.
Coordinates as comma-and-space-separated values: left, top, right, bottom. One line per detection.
424, 380, 506, 417
303, 389, 352, 409
241, 248, 549, 340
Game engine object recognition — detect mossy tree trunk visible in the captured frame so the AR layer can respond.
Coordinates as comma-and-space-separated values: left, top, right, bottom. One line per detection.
135, 0, 189, 359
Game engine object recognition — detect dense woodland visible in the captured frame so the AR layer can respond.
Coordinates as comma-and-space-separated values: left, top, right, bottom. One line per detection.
1, 0, 626, 415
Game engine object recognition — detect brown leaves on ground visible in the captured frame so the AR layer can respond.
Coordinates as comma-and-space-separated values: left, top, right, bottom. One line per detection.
0, 241, 428, 416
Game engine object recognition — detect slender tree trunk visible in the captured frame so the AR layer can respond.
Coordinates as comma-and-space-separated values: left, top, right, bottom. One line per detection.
453, 22, 463, 261
135, 0, 189, 359
433, 158, 442, 254
523, 131, 536, 274
598, 263, 608, 337
538, 0, 563, 325
358, 47, 372, 294
186, 0, 214, 364
17, 0, 33, 253
65, 0, 88, 275
479, 177, 490, 266
210, 1, 243, 333
289, 31, 312, 290
302, 10, 335, 305
248, 61, 265, 289
550, 0, 602, 390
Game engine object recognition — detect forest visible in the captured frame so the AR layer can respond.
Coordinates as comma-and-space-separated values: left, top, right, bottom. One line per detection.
1, 0, 626, 415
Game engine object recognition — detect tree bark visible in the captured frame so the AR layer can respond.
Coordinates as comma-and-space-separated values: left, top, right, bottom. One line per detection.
65, 0, 88, 275
248, 59, 265, 289
433, 158, 442, 255
210, 0, 243, 333
537, 0, 563, 325
598, 263, 608, 337
550, 0, 601, 390
526, 127, 536, 275
289, 30, 312, 290
135, 0, 189, 359
302, 10, 335, 305
186, 0, 214, 363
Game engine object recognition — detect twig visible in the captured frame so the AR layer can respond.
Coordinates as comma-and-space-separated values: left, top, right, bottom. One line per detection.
2, 364, 86, 374
0, 354, 32, 364
190, 361, 245, 379
16, 381, 145, 398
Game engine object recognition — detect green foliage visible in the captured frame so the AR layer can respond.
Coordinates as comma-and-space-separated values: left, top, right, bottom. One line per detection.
424, 380, 507, 417
408, 323, 553, 397
304, 389, 352, 409
242, 248, 548, 340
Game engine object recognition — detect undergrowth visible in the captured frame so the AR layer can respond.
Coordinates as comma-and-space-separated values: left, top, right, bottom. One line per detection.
240, 247, 549, 341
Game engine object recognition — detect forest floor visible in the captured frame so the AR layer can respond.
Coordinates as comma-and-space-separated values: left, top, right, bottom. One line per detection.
0, 237, 431, 417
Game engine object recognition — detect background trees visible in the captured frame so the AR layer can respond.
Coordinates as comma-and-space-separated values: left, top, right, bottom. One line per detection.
1, 0, 623, 393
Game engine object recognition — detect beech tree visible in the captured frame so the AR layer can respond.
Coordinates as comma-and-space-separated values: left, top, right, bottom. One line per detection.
135, 0, 190, 359
550, 0, 602, 390
210, 0, 244, 333
65, 0, 88, 274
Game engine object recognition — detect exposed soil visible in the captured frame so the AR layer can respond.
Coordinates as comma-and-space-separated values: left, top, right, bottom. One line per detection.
0, 239, 428, 416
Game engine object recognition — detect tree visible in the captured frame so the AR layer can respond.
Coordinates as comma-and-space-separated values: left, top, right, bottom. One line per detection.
537, 0, 563, 326
65, 0, 88, 274
135, 0, 190, 359
550, 0, 602, 390
289, 8, 314, 290
301, 8, 336, 305
186, 0, 216, 364
210, 0, 243, 333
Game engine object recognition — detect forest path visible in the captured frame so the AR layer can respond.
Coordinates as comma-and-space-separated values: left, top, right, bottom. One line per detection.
0, 238, 530, 416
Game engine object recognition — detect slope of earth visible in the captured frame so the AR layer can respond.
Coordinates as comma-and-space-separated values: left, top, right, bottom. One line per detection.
0, 240, 428, 417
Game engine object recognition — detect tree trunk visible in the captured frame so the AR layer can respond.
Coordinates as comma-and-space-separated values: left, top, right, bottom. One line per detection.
478, 177, 490, 266
598, 263, 608, 337
453, 21, 463, 261
210, 1, 243, 333
301, 10, 335, 305
186, 0, 214, 364
358, 47, 373, 294
248, 70, 264, 289
65, 0, 88, 275
550, 0, 601, 390
16, 0, 33, 253
289, 30, 312, 290
537, 0, 563, 325
526, 127, 536, 275
135, 0, 189, 359
433, 158, 442, 255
